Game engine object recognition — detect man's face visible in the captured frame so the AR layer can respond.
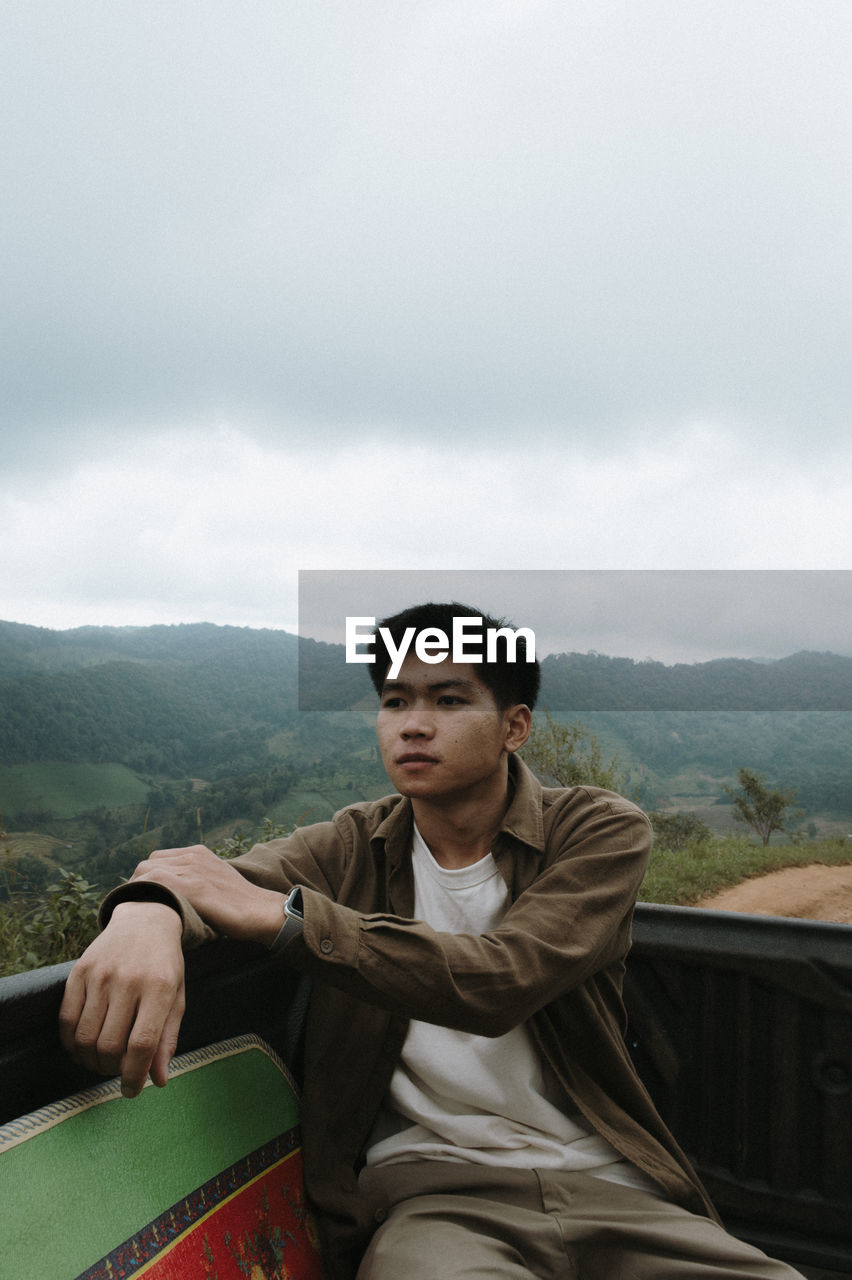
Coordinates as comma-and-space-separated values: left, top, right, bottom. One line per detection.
376, 654, 528, 802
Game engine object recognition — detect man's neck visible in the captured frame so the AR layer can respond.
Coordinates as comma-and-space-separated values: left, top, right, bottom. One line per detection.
411, 769, 512, 870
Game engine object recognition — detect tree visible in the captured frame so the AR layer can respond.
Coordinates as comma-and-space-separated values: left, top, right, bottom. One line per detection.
724, 768, 801, 846
521, 711, 628, 792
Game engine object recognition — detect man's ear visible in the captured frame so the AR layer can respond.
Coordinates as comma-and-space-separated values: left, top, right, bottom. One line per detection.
504, 704, 532, 753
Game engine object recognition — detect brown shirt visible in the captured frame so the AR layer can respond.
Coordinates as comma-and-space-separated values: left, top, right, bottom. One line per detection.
105, 757, 716, 1279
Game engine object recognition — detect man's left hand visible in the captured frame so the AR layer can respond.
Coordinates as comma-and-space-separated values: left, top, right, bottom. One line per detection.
131, 845, 286, 946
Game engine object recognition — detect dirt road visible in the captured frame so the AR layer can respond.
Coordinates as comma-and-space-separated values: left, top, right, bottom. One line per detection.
696, 863, 852, 923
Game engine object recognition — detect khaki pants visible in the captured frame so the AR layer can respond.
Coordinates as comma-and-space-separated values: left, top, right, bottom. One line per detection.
356, 1163, 805, 1280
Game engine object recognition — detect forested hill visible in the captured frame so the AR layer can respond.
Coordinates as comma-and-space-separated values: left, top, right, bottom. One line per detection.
2, 618, 852, 769
0, 621, 353, 772
0, 619, 301, 681
541, 649, 852, 711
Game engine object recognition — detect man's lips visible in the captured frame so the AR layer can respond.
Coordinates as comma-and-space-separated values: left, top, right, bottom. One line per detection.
396, 753, 439, 766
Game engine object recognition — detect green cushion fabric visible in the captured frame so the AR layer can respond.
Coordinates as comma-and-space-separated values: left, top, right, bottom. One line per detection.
0, 1034, 323, 1280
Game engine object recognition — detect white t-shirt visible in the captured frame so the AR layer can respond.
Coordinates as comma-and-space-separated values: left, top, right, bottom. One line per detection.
365, 825, 659, 1193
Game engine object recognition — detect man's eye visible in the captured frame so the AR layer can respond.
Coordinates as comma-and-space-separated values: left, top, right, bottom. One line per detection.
382, 697, 404, 709
438, 695, 465, 705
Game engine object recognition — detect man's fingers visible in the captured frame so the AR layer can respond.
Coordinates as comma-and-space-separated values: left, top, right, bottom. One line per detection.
91, 971, 185, 1096
63, 971, 139, 1080
59, 968, 116, 1075
92, 992, 146, 1092
65, 976, 185, 1098
130, 845, 213, 880
58, 903, 186, 1096
58, 966, 88, 1057
149, 987, 187, 1089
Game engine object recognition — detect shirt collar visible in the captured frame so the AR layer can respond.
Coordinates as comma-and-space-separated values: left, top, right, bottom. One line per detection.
372, 753, 546, 866
499, 753, 546, 851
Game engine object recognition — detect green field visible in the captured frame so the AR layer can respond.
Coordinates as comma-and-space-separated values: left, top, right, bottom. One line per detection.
267, 784, 387, 828
0, 762, 149, 821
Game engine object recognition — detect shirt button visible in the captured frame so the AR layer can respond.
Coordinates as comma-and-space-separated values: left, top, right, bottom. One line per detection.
320, 938, 334, 954
374, 1208, 387, 1224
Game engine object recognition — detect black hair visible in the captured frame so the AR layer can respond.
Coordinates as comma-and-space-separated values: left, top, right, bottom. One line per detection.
368, 601, 540, 710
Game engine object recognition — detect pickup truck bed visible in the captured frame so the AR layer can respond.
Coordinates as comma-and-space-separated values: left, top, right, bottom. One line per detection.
2, 904, 850, 1278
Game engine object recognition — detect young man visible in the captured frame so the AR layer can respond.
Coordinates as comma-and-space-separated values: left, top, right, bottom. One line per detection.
60, 603, 803, 1280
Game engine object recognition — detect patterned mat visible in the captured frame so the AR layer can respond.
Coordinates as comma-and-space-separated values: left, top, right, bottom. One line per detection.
0, 1034, 323, 1280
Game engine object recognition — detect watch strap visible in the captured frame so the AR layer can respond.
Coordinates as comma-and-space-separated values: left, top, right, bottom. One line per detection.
269, 886, 304, 952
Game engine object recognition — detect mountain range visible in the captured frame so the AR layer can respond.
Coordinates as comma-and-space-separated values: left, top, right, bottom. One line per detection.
2, 620, 852, 871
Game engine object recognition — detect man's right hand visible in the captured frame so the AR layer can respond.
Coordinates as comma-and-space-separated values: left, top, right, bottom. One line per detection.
58, 900, 186, 1098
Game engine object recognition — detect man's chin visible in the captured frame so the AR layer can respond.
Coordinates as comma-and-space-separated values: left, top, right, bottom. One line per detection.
392, 776, 434, 796
389, 770, 445, 798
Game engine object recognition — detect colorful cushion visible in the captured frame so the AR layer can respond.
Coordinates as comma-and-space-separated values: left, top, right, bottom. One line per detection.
0, 1034, 323, 1280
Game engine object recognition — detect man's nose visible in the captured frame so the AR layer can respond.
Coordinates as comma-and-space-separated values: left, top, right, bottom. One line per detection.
400, 703, 435, 737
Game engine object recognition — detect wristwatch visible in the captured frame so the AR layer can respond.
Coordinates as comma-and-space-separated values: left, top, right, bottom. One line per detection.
269, 886, 304, 952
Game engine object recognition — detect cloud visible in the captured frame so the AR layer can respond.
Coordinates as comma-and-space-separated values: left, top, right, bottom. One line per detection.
2, 4, 850, 649
3, 425, 851, 658
3, 1, 852, 472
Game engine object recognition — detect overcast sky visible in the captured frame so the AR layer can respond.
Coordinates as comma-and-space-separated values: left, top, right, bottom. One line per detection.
3, 2, 851, 662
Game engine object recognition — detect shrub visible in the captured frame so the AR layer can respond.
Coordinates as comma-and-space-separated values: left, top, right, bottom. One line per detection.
0, 869, 101, 977
648, 811, 713, 851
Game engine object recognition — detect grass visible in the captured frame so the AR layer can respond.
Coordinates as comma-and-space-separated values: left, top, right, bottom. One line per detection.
639, 835, 852, 906
265, 784, 381, 828
0, 762, 149, 820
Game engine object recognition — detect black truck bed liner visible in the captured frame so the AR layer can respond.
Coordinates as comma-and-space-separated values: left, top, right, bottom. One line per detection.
2, 904, 850, 1277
